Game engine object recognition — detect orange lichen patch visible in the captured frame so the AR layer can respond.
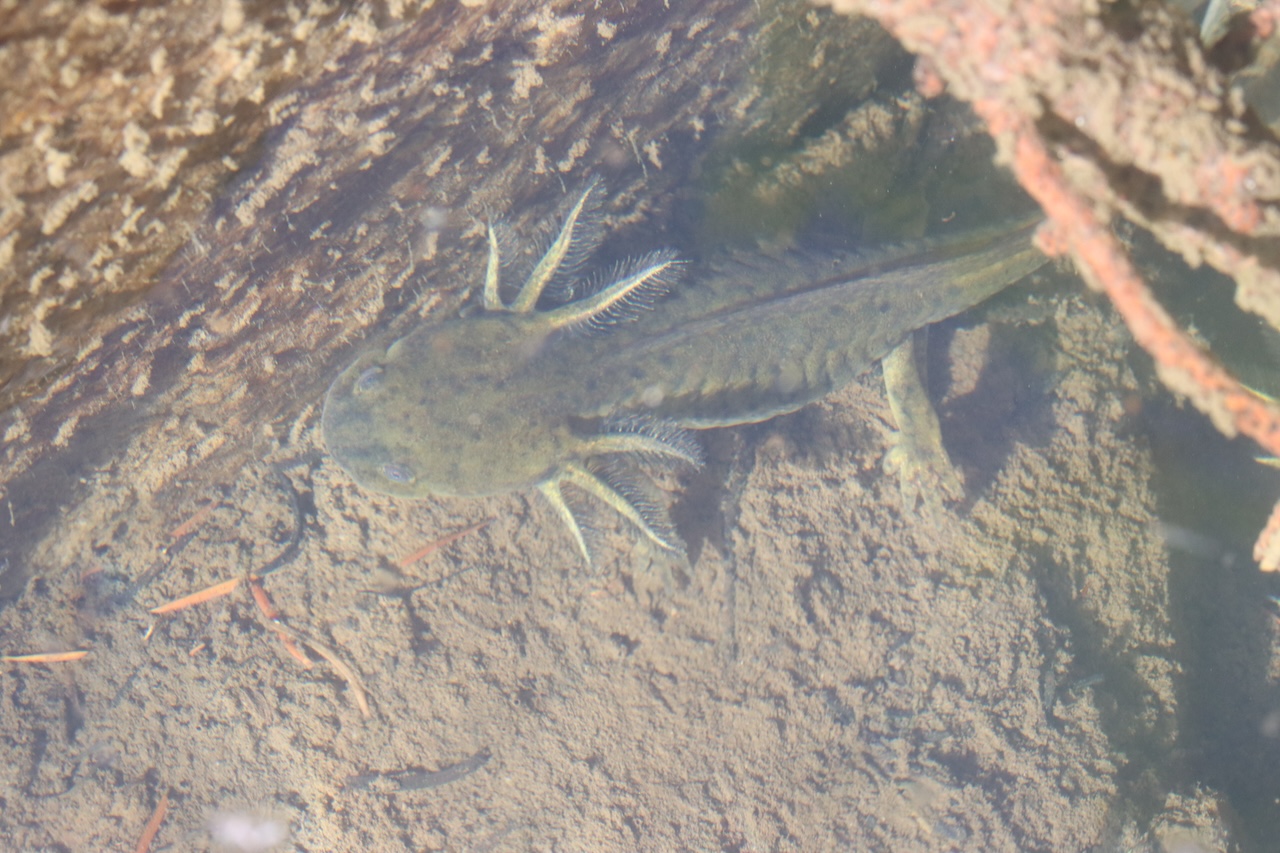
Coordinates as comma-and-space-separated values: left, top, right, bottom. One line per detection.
824, 0, 1280, 568
999, 115, 1280, 443
982, 113, 1280, 569
149, 577, 241, 614
396, 519, 492, 570
133, 789, 169, 853
1, 650, 90, 664
991, 104, 1280, 571
1195, 154, 1263, 235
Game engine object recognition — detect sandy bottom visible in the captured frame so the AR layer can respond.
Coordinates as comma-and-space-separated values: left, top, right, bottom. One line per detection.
0, 291, 1235, 850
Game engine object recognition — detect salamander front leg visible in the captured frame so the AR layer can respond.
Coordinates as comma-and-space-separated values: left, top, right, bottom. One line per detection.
881, 330, 964, 512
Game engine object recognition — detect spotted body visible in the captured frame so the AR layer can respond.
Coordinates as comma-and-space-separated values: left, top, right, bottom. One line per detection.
323, 181, 1045, 561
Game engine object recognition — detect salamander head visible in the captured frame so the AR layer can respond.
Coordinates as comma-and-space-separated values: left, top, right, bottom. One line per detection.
321, 313, 570, 499
321, 178, 695, 563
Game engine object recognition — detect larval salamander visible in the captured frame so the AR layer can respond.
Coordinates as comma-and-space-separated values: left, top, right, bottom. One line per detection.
322, 180, 1045, 561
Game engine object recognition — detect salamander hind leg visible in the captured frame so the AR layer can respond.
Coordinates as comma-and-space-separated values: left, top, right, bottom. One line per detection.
880, 331, 965, 513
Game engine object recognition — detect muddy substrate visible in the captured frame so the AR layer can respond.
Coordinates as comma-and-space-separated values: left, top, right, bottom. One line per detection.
0, 291, 1240, 851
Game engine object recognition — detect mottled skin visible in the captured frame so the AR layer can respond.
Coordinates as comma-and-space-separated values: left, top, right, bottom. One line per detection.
323, 183, 1045, 560
327, 312, 577, 497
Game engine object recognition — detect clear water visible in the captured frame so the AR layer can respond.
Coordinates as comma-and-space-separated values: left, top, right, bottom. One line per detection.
0, 1, 1274, 850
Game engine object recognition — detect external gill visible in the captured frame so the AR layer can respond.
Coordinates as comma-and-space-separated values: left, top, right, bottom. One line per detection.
539, 459, 677, 566
488, 177, 607, 313
484, 180, 699, 562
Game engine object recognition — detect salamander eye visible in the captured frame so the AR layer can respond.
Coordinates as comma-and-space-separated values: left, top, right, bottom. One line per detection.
381, 462, 415, 484
355, 366, 383, 393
